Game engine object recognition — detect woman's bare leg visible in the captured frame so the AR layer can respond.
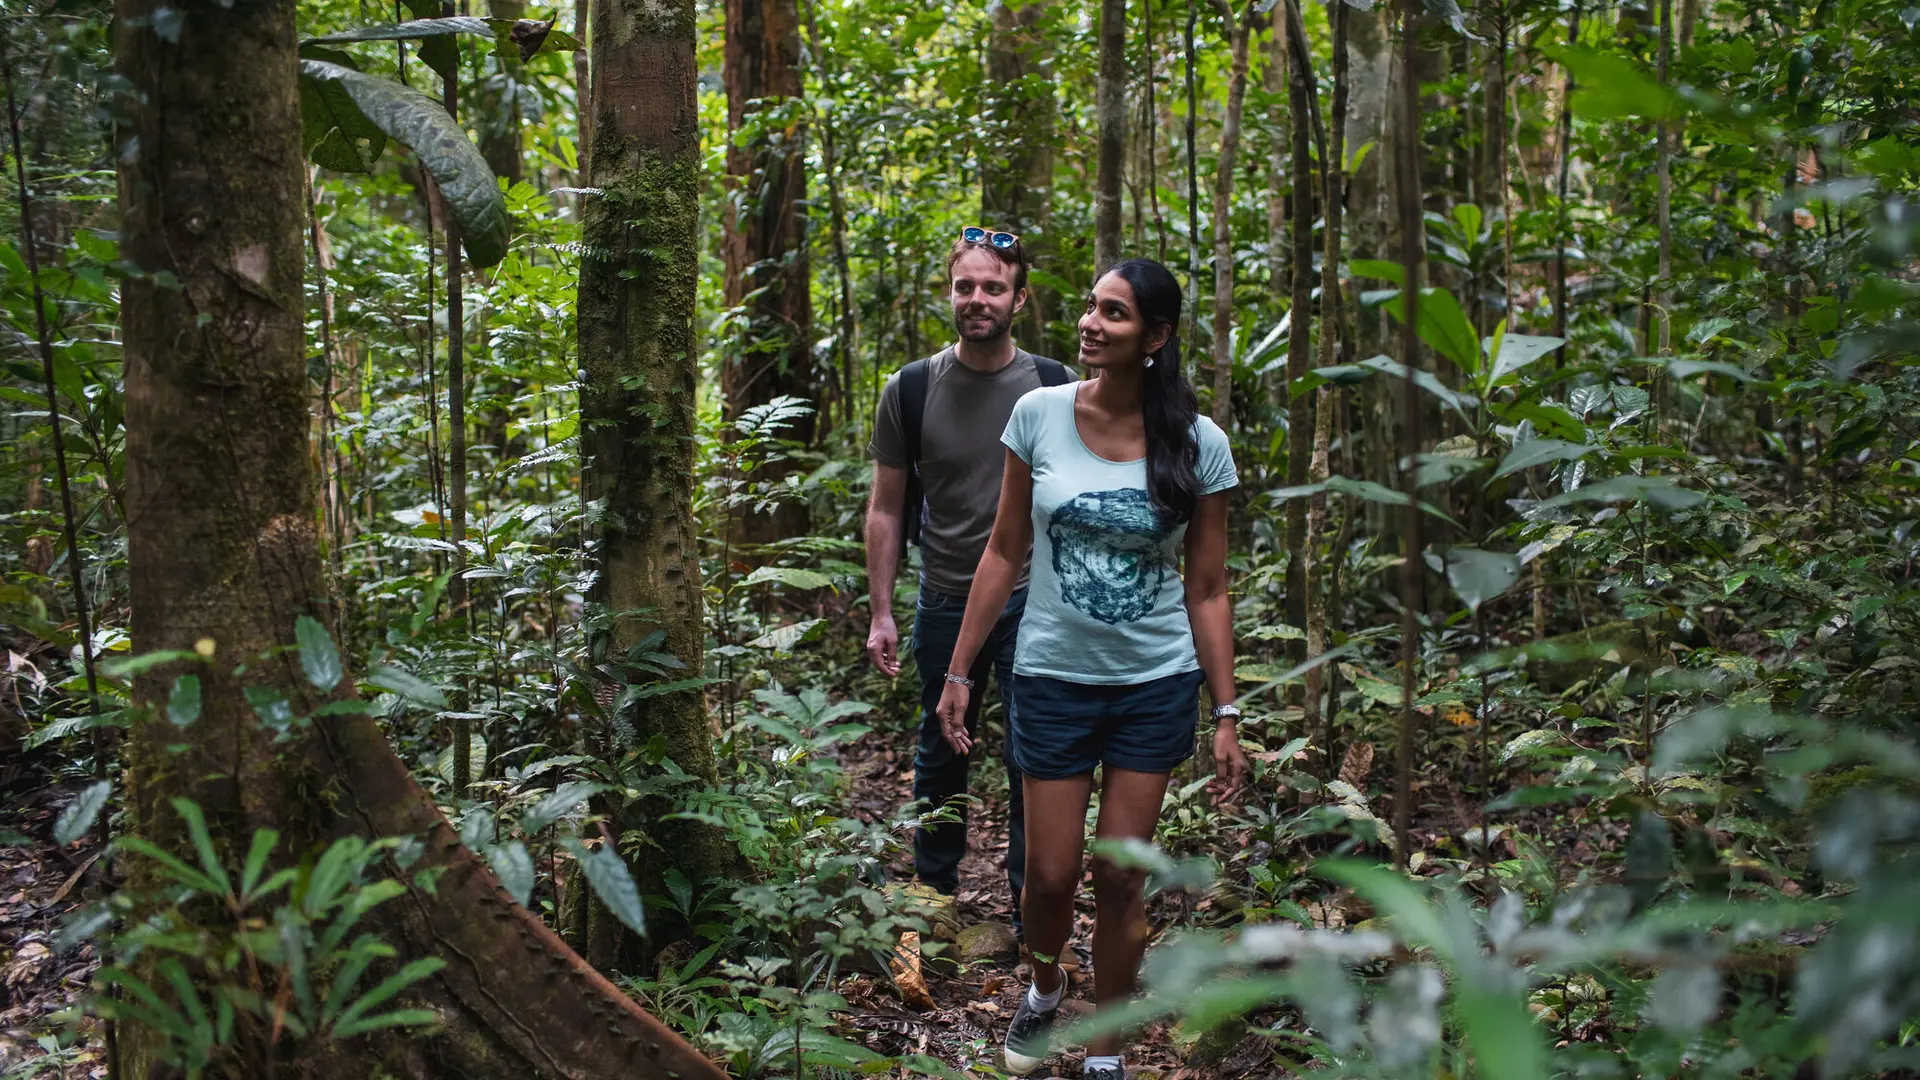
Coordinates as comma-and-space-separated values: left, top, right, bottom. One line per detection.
1020, 772, 1095, 994
1087, 766, 1174, 1057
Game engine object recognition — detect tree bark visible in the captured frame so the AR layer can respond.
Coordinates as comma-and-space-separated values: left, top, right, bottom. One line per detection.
582, 0, 732, 934
574, 0, 591, 177
1094, 0, 1126, 274
1392, 0, 1426, 870
984, 0, 1055, 352
1281, 0, 1314, 662
723, 0, 814, 542
1207, 0, 1254, 427
1265, 5, 1287, 311
1304, 0, 1348, 767
114, 0, 724, 1075
439, 0, 473, 797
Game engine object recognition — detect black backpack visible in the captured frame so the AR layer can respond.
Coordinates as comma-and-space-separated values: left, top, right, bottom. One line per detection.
899, 353, 1073, 553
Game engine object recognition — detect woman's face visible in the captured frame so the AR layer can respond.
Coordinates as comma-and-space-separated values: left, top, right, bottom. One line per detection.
1077, 273, 1169, 372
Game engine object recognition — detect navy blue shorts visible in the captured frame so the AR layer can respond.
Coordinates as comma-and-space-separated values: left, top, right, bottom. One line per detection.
1009, 669, 1205, 779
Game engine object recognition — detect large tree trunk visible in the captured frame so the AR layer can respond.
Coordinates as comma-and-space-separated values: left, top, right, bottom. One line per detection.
1207, 0, 1254, 427
114, 1, 724, 1076
984, 0, 1055, 353
581, 0, 732, 945
1093, 0, 1126, 274
722, 0, 813, 542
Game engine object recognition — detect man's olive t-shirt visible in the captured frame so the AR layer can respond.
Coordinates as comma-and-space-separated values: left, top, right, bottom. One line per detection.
870, 346, 1068, 595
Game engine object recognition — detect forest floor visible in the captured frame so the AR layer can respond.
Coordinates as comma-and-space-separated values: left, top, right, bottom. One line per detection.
0, 785, 108, 1079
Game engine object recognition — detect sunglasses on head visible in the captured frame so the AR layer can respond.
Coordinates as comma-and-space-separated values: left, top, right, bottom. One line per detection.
962, 226, 1020, 249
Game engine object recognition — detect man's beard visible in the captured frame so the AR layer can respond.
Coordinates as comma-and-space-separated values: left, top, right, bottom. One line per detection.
953, 308, 1012, 343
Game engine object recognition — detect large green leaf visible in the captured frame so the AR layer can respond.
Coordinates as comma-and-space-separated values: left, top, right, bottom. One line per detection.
1444, 548, 1521, 613
1385, 287, 1481, 375
295, 615, 344, 691
1547, 45, 1683, 121
485, 18, 584, 61
564, 837, 646, 936
297, 50, 386, 172
299, 60, 509, 267
1542, 474, 1706, 511
740, 565, 836, 591
486, 841, 535, 907
53, 780, 110, 847
1493, 437, 1594, 479
1486, 333, 1566, 385
1351, 354, 1478, 419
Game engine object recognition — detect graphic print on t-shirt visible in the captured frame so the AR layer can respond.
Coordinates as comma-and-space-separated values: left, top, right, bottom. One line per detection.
1046, 488, 1171, 625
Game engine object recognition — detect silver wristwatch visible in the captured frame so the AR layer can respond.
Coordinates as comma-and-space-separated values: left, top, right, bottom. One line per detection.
944, 672, 976, 689
1210, 702, 1242, 722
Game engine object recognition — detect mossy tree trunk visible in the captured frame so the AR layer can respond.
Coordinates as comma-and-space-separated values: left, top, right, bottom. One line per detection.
722, 0, 814, 543
114, 0, 723, 1075
579, 0, 731, 955
984, 0, 1055, 354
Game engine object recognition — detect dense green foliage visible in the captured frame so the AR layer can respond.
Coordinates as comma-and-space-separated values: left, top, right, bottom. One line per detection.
3, 0, 1919, 1075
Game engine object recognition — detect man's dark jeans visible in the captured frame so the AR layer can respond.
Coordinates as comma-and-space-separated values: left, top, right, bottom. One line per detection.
910, 585, 1027, 929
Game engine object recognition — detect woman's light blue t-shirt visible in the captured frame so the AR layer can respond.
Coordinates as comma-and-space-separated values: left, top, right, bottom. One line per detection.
1000, 383, 1238, 685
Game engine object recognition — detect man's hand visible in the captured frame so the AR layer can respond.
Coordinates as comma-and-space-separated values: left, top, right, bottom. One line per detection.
866, 612, 901, 676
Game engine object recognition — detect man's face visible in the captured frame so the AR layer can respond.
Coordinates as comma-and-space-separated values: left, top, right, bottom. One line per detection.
949, 248, 1026, 343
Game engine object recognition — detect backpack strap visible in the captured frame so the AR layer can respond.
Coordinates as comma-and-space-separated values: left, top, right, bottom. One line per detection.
897, 359, 931, 552
1034, 356, 1074, 387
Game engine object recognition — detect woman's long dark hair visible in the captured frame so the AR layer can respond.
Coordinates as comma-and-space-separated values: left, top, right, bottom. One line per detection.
1098, 258, 1202, 525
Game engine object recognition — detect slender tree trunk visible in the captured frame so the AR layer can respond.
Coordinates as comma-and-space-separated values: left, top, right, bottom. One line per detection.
1281, 0, 1314, 661
1553, 4, 1576, 344
114, 1, 722, 1074
581, 0, 732, 941
440, 1, 473, 797
1183, 0, 1200, 349
1304, 0, 1348, 766
1655, 0, 1672, 357
574, 0, 591, 176
1343, 4, 1397, 536
1392, 0, 1425, 870
1265, 4, 1287, 311
1208, 0, 1254, 426
723, 0, 814, 541
984, 0, 1055, 352
5, 46, 103, 779
1094, 0, 1127, 274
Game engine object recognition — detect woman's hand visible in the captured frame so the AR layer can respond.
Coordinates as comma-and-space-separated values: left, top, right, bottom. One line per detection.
936, 680, 974, 755
1208, 723, 1250, 806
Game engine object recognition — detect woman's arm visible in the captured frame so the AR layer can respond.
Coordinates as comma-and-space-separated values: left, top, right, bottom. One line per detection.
1185, 489, 1248, 801
936, 451, 1036, 754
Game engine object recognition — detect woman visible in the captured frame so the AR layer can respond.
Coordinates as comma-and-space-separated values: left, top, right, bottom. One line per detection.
935, 258, 1250, 1080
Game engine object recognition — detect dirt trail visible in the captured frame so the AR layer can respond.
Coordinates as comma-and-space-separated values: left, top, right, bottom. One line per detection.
0, 785, 107, 1079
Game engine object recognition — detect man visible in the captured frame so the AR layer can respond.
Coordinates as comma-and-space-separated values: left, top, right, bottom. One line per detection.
866, 229, 1073, 938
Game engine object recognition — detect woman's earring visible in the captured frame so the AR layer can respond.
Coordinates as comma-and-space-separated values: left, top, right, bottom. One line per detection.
1145, 356, 1156, 368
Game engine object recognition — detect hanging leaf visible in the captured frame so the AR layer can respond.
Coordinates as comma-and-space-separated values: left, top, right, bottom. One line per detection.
1541, 474, 1705, 511
1348, 258, 1403, 284
53, 781, 111, 847
299, 60, 509, 268
295, 43, 382, 176
417, 37, 459, 82
1444, 548, 1522, 613
563, 837, 646, 936
486, 841, 535, 907
1493, 438, 1594, 479
301, 17, 495, 45
1486, 334, 1566, 384
295, 615, 344, 691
